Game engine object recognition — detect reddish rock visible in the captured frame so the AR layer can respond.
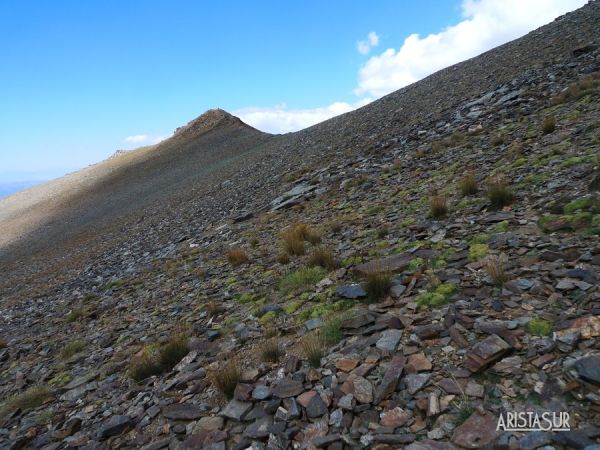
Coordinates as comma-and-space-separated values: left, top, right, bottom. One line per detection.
380, 406, 411, 427
464, 334, 511, 373
452, 409, 499, 448
407, 352, 432, 372
335, 358, 360, 372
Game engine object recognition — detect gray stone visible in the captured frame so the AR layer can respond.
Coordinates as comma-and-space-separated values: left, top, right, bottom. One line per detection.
272, 378, 304, 398
376, 329, 403, 351
336, 284, 367, 299
574, 356, 600, 385
252, 385, 272, 400
163, 403, 204, 420
404, 373, 430, 395
98, 415, 132, 440
220, 399, 252, 421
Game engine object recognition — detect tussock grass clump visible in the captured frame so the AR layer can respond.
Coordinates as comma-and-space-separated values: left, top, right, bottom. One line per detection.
487, 176, 513, 208
65, 307, 86, 323
429, 195, 448, 218
483, 253, 509, 286
552, 75, 599, 104
0, 385, 53, 421
541, 116, 556, 134
210, 358, 241, 398
377, 224, 389, 238
279, 267, 326, 294
330, 221, 342, 234
364, 269, 392, 302
260, 338, 283, 363
308, 247, 337, 270
491, 134, 505, 146
459, 173, 478, 196
527, 318, 553, 337
321, 315, 345, 346
281, 223, 321, 256
276, 253, 290, 265
300, 333, 324, 368
206, 301, 225, 317
129, 333, 189, 382
226, 247, 249, 266
59, 340, 86, 360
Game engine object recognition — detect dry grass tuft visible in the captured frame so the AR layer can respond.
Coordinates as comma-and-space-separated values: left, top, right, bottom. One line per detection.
129, 333, 189, 382
429, 195, 448, 218
206, 301, 225, 317
260, 338, 283, 363
364, 269, 392, 302
281, 223, 321, 255
483, 254, 510, 286
225, 247, 249, 266
300, 333, 324, 368
59, 340, 86, 360
210, 358, 241, 398
276, 253, 290, 265
541, 116, 556, 134
487, 176, 514, 208
308, 247, 337, 270
0, 385, 53, 421
459, 173, 478, 196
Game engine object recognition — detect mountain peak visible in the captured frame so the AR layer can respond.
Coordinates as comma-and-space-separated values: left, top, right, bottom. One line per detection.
172, 108, 254, 139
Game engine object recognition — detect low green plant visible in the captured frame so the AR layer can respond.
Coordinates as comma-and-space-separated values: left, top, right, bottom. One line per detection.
279, 267, 326, 294
469, 243, 489, 261
527, 318, 553, 336
416, 283, 457, 309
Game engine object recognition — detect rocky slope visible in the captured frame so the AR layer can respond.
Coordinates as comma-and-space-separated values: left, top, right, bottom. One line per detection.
1, 2, 600, 450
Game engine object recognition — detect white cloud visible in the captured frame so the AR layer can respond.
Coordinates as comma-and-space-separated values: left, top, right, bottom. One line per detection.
357, 31, 380, 54
123, 134, 166, 145
234, 99, 372, 134
234, 0, 585, 134
355, 0, 587, 97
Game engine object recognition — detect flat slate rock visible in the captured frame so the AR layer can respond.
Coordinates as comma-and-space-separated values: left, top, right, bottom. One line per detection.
272, 378, 304, 398
163, 403, 204, 420
335, 284, 367, 299
220, 399, 252, 421
374, 356, 406, 404
98, 415, 132, 440
375, 329, 403, 351
574, 355, 600, 385
464, 334, 511, 372
452, 409, 499, 448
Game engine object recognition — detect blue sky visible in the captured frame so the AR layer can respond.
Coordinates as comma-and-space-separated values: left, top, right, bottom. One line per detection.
0, 0, 586, 187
